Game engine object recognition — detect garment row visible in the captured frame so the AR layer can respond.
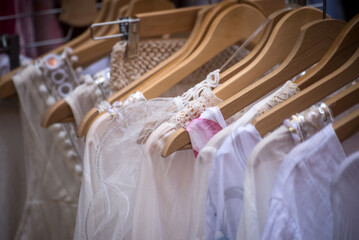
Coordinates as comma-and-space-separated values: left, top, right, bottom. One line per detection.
2, 36, 248, 239
1, 4, 359, 240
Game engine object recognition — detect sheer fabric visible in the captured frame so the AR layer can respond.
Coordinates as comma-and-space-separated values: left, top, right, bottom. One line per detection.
331, 150, 359, 240
131, 90, 222, 240
12, 61, 82, 239
207, 124, 262, 240
261, 124, 346, 240
75, 70, 221, 240
186, 106, 227, 157
237, 103, 333, 240
186, 81, 299, 240
65, 71, 111, 127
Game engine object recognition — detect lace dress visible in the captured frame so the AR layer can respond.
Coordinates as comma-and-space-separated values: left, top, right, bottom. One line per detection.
74, 70, 221, 240
12, 50, 83, 239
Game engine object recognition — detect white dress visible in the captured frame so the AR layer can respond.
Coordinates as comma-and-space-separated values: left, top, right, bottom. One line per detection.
331, 150, 359, 240
207, 124, 262, 240
237, 103, 334, 240
12, 50, 83, 239
261, 124, 350, 240
187, 81, 300, 240
131, 88, 222, 240
75, 70, 222, 240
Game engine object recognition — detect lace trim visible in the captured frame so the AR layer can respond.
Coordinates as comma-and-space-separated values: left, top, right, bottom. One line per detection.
255, 81, 300, 117
97, 100, 111, 113
171, 88, 222, 129
107, 91, 146, 119
283, 102, 333, 144
179, 69, 220, 106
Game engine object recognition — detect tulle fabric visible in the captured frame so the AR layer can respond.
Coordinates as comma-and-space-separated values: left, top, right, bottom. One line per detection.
74, 97, 184, 240
131, 90, 224, 239
331, 151, 359, 240
131, 122, 197, 240
75, 69, 223, 240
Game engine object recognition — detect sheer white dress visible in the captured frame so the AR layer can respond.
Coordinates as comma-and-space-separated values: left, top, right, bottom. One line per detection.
12, 50, 83, 240
74, 70, 222, 240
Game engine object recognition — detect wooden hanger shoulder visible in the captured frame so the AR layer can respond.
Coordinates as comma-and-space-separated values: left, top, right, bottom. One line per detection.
139, 4, 266, 100
42, 6, 208, 129
334, 108, 359, 143
117, 1, 234, 101
219, 8, 291, 83
127, 0, 175, 17
252, 14, 359, 135
77, 1, 264, 136
244, 0, 286, 17
213, 7, 324, 101
218, 17, 343, 120
254, 47, 359, 137
295, 14, 359, 89
43, 5, 208, 128
325, 80, 359, 117
41, 99, 73, 127
162, 8, 336, 157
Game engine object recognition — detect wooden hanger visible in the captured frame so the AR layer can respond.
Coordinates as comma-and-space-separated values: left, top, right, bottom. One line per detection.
133, 4, 266, 100
325, 80, 359, 118
105, 0, 285, 105
0, 0, 175, 99
41, 5, 209, 127
72, 0, 176, 68
294, 17, 359, 89
252, 14, 359, 136
334, 108, 359, 143
126, 0, 175, 17
162, 7, 327, 157
60, 0, 98, 27
254, 47, 359, 137
244, 0, 286, 17
73, 1, 236, 133
116, 1, 235, 101
77, 3, 267, 137
39, 0, 130, 126
219, 8, 291, 83
0, 0, 117, 99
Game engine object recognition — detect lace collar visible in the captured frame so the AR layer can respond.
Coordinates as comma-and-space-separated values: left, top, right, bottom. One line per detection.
107, 69, 222, 121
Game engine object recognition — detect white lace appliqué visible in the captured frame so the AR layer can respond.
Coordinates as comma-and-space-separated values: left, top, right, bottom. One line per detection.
172, 88, 222, 129
284, 102, 333, 143
169, 69, 222, 129
107, 91, 146, 119
180, 69, 220, 105
256, 81, 300, 117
